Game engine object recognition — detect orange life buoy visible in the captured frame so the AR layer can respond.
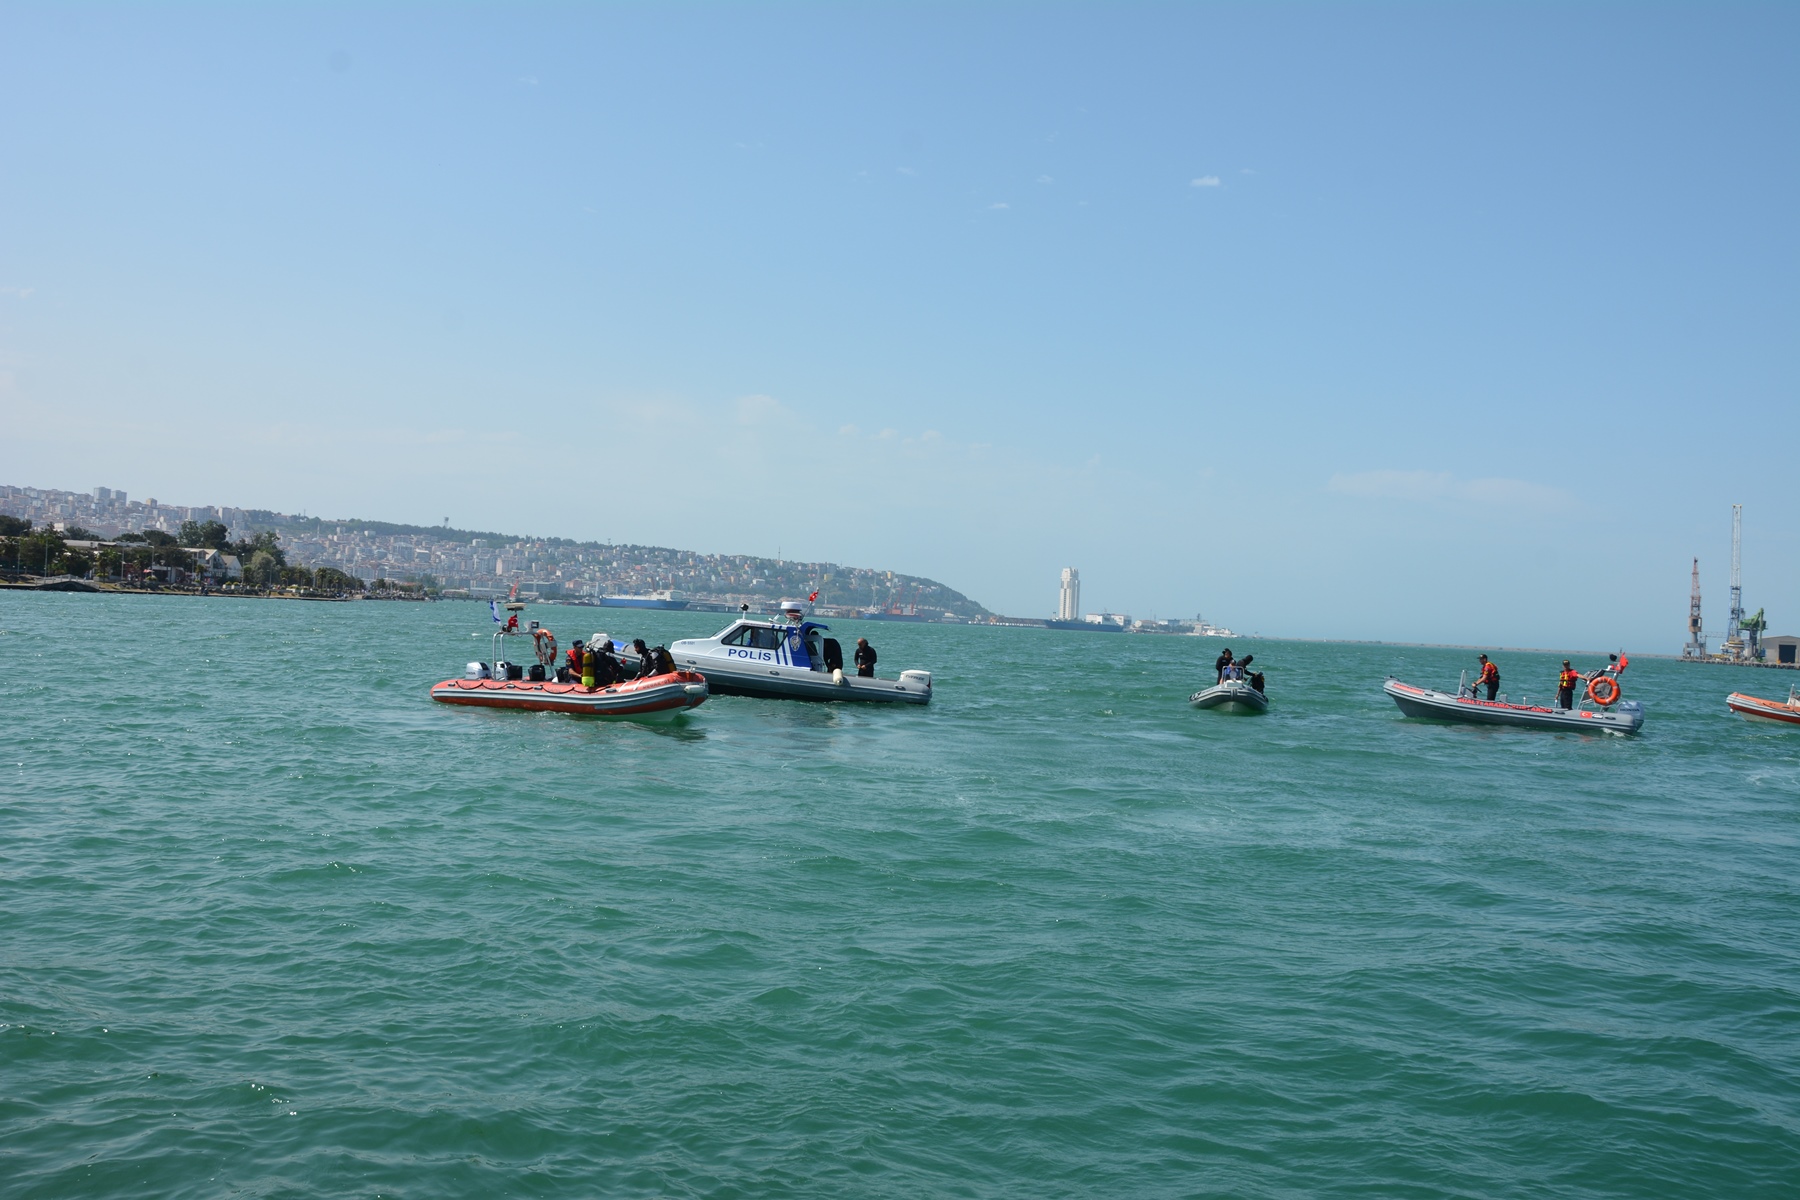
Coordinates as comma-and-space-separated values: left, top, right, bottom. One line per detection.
1587, 675, 1620, 706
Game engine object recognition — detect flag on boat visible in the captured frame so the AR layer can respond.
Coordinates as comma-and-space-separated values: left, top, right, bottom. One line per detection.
490, 599, 502, 624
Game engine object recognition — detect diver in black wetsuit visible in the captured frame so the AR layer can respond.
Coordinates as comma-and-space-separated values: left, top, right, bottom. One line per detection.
1214, 648, 1234, 683
589, 640, 622, 685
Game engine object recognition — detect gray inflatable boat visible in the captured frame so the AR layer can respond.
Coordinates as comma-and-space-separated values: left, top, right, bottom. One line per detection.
1190, 680, 1269, 714
1383, 677, 1644, 735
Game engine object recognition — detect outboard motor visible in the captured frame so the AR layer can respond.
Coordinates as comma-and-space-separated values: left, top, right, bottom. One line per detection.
899, 670, 932, 689
465, 661, 492, 680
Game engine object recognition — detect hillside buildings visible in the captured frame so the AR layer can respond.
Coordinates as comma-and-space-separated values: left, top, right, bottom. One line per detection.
0, 483, 989, 616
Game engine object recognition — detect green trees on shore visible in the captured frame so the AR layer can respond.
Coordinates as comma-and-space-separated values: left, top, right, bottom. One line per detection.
1, 516, 365, 594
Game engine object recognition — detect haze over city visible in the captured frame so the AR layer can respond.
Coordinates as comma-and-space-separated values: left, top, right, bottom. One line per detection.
2, 4, 1794, 647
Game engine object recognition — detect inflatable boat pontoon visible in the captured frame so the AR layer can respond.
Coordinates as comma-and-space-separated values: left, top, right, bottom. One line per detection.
1383, 677, 1644, 735
1727, 686, 1800, 726
1189, 680, 1268, 714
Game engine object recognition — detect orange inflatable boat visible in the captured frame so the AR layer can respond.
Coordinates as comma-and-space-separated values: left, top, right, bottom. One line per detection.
430, 670, 708, 718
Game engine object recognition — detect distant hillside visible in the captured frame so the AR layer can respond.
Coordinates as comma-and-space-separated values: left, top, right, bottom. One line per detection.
1, 484, 992, 617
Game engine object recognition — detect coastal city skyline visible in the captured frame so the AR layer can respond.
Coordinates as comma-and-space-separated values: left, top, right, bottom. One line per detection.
4, 480, 1244, 632
4, 477, 1783, 650
0, 481, 993, 617
4, 5, 1794, 647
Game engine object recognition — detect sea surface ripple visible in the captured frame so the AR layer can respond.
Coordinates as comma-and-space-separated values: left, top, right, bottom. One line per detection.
3, 593, 1798, 1197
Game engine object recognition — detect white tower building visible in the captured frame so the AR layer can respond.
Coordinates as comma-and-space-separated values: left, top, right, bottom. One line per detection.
1058, 568, 1080, 621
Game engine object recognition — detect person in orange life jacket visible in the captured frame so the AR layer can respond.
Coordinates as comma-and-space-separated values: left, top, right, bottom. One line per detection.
1557, 660, 1580, 710
1475, 654, 1500, 701
565, 642, 585, 682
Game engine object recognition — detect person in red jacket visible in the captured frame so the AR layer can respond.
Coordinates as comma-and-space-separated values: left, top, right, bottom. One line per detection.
1475, 654, 1500, 701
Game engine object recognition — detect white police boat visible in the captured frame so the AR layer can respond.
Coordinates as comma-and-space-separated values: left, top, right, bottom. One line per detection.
658, 605, 933, 704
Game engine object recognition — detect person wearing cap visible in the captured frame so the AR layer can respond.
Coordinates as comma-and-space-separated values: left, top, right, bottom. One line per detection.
565, 639, 586, 683
854, 637, 877, 678
1475, 653, 1500, 701
1557, 659, 1580, 710
1214, 647, 1234, 683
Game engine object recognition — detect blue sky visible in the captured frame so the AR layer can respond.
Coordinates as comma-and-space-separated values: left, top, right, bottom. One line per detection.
2, 3, 1795, 647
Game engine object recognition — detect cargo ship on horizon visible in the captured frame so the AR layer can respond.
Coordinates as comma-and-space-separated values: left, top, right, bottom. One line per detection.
597, 590, 689, 610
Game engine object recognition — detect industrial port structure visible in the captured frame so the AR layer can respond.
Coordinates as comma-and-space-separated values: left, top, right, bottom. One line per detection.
1684, 504, 1786, 665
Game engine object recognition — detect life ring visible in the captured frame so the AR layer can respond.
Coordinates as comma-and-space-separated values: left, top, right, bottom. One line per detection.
1587, 675, 1620, 706
532, 627, 558, 665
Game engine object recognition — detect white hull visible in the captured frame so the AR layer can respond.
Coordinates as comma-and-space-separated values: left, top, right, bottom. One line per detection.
1727, 692, 1800, 725
677, 657, 931, 703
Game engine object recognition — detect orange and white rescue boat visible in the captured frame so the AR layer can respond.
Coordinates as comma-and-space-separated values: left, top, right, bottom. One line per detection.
1727, 686, 1800, 726
431, 670, 708, 718
429, 598, 707, 719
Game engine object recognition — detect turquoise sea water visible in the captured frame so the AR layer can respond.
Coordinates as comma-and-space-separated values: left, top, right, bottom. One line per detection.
3, 592, 1798, 1197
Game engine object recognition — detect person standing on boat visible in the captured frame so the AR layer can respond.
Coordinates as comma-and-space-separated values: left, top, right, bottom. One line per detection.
1214, 648, 1234, 683
1476, 654, 1500, 701
854, 638, 877, 678
1557, 660, 1580, 710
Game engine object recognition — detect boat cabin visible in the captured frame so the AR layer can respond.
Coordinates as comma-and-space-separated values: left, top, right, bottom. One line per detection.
709, 619, 840, 672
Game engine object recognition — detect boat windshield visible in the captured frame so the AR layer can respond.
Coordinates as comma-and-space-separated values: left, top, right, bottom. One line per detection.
721, 624, 785, 650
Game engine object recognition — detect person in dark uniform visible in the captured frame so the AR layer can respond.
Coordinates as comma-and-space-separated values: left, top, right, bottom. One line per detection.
1476, 653, 1500, 701
630, 639, 655, 678
853, 637, 877, 678
1557, 659, 1580, 710
1214, 647, 1234, 683
588, 639, 621, 685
